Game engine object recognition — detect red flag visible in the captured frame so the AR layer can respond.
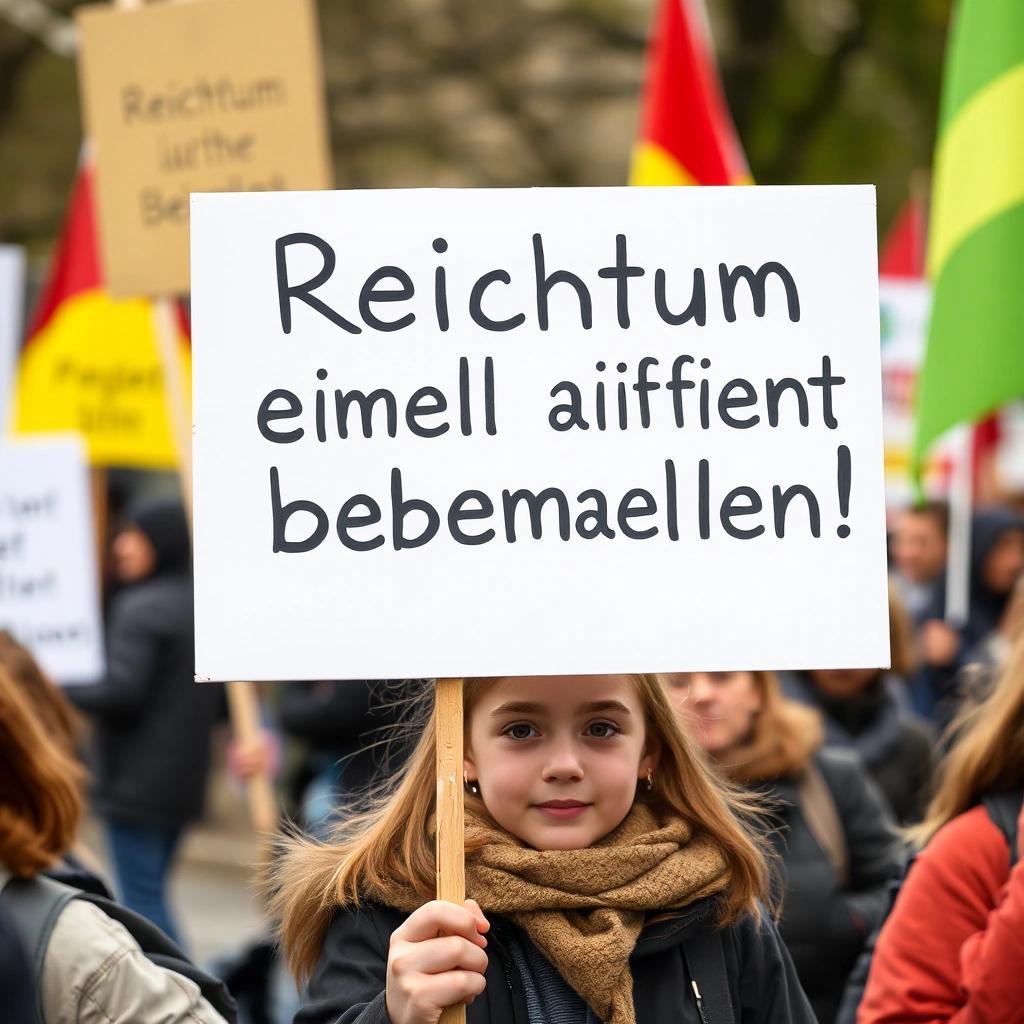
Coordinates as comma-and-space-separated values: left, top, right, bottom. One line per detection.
879, 198, 928, 279
630, 0, 749, 185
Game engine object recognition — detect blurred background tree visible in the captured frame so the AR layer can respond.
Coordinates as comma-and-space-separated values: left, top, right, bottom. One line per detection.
0, 0, 951, 264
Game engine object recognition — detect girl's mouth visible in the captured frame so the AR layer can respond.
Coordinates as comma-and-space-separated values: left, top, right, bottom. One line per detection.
534, 800, 591, 819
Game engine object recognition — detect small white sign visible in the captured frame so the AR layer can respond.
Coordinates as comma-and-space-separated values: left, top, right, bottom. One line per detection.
191, 186, 889, 681
0, 245, 25, 432
0, 437, 104, 683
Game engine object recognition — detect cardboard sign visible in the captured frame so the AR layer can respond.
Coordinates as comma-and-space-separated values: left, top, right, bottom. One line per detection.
191, 186, 889, 681
0, 437, 104, 684
75, 0, 331, 297
0, 245, 24, 432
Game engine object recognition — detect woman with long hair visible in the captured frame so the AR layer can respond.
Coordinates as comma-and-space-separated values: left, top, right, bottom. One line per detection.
0, 663, 229, 1023
271, 674, 815, 1024
856, 632, 1024, 1023
666, 670, 899, 1024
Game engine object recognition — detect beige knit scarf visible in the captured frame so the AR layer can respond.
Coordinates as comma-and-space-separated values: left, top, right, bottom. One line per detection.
367, 803, 730, 1024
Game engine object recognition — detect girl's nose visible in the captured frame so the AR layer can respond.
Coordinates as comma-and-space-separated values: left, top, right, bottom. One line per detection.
541, 742, 584, 783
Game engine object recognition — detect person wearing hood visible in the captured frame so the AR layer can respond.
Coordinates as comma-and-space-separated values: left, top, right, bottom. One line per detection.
780, 587, 934, 825
68, 498, 222, 947
912, 506, 1024, 725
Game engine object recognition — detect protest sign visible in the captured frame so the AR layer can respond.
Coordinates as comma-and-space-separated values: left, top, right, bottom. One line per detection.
0, 245, 24, 432
191, 185, 889, 682
75, 0, 331, 297
0, 437, 103, 684
878, 277, 956, 509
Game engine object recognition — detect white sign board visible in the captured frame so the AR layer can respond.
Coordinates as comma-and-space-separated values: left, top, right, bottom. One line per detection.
878, 277, 956, 509
0, 437, 104, 683
192, 186, 889, 680
0, 245, 25, 432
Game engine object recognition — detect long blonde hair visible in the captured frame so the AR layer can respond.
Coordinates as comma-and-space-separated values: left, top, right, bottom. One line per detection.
912, 633, 1024, 847
269, 675, 772, 982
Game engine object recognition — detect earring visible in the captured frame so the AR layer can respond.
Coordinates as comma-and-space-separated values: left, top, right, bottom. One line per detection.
645, 769, 654, 792
464, 772, 480, 796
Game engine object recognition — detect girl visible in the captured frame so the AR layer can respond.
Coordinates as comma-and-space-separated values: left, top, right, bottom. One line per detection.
272, 674, 815, 1024
856, 631, 1024, 1023
666, 670, 898, 1024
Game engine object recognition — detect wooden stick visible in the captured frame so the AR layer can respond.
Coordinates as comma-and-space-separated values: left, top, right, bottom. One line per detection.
226, 679, 280, 835
435, 677, 466, 1024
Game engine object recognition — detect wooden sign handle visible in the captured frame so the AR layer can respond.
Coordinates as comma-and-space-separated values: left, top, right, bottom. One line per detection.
226, 679, 279, 835
435, 677, 467, 1024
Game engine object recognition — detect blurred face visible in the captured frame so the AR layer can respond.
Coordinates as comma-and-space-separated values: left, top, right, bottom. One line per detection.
807, 667, 877, 701
464, 675, 656, 851
893, 512, 947, 583
983, 530, 1024, 594
663, 671, 762, 759
111, 527, 156, 583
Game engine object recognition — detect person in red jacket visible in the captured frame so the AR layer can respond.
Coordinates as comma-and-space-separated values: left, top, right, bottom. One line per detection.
857, 631, 1024, 1024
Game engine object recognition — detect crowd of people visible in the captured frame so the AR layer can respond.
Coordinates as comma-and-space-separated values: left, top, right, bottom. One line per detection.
2, 495, 1024, 1023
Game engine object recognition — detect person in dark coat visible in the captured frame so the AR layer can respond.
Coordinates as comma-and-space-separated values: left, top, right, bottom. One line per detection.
912, 506, 1024, 725
277, 679, 418, 836
68, 499, 221, 946
780, 587, 934, 825
271, 675, 815, 1024
667, 669, 899, 1023
890, 501, 948, 625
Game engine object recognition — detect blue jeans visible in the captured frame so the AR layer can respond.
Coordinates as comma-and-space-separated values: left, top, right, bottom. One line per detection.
106, 819, 184, 948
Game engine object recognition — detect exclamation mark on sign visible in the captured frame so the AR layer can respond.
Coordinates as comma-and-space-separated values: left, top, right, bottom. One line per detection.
836, 445, 851, 538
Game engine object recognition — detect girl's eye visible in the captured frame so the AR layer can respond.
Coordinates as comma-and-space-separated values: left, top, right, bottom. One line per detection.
504, 722, 538, 740
586, 720, 621, 739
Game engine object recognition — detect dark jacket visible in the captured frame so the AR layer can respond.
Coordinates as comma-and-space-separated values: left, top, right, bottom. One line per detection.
912, 508, 1024, 725
68, 574, 222, 825
782, 672, 933, 824
278, 679, 417, 799
763, 748, 899, 1024
297, 897, 815, 1024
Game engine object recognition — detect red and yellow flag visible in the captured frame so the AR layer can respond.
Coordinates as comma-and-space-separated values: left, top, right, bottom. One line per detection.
630, 0, 749, 186
11, 164, 189, 468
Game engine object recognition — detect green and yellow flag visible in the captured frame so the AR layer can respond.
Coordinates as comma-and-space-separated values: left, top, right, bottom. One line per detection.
913, 0, 1024, 471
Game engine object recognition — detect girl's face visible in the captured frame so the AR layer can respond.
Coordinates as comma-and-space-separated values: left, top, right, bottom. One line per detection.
664, 671, 762, 759
464, 675, 657, 851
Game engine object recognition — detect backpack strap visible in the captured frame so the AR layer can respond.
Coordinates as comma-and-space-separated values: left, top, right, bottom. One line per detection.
0, 873, 80, 1024
1, 875, 237, 1024
982, 790, 1023, 867
798, 759, 850, 889
681, 925, 735, 1024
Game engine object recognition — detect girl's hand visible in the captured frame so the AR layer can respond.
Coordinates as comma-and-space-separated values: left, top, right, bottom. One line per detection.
385, 899, 490, 1024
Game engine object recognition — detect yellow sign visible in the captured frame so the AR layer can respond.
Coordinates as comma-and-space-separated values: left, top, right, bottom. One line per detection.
75, 0, 332, 297
12, 290, 189, 469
